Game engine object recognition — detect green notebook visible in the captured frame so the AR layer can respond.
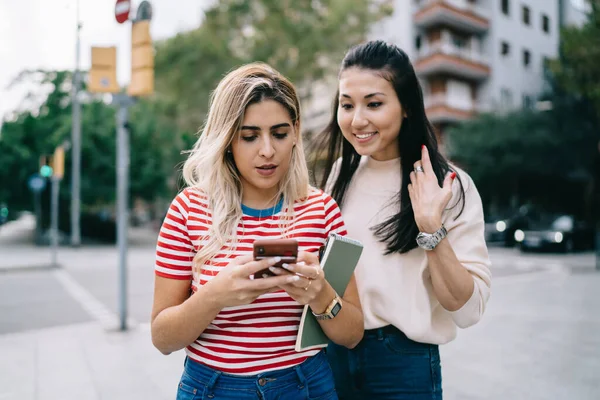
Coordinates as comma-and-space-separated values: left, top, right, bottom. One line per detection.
295, 233, 364, 352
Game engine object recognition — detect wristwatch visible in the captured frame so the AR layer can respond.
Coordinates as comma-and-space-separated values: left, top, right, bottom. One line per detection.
312, 293, 343, 320
416, 224, 447, 251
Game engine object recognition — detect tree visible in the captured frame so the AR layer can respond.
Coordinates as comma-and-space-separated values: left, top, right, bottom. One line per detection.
550, 0, 600, 119
447, 95, 597, 217
549, 0, 600, 265
0, 71, 181, 231
154, 0, 393, 134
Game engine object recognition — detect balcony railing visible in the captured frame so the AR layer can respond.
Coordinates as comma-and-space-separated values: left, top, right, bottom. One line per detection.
414, 0, 489, 33
415, 38, 490, 80
423, 92, 475, 123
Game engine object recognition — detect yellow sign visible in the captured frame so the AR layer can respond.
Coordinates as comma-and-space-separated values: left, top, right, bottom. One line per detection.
88, 46, 120, 94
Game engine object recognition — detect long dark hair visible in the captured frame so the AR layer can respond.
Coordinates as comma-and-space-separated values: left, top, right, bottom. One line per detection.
314, 40, 465, 254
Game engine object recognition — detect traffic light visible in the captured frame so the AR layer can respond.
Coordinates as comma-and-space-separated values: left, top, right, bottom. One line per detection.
128, 20, 154, 97
88, 46, 120, 93
39, 155, 53, 177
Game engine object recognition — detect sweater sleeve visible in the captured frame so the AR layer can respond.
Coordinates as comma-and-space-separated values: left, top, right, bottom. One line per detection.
442, 170, 492, 329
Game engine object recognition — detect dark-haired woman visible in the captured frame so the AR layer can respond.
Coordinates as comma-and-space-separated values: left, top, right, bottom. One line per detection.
315, 40, 492, 399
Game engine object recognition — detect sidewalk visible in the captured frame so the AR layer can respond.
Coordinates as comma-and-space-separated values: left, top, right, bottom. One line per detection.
1, 267, 599, 399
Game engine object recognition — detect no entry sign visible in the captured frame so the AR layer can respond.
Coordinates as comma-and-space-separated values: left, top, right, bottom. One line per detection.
115, 0, 131, 24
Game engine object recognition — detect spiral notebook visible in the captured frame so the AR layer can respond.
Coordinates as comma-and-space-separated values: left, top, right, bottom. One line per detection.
295, 233, 364, 352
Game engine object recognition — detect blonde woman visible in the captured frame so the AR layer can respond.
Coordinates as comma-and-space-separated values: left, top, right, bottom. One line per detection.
151, 63, 363, 400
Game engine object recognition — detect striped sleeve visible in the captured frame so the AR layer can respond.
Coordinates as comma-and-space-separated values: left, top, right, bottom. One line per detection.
322, 191, 347, 237
155, 189, 195, 280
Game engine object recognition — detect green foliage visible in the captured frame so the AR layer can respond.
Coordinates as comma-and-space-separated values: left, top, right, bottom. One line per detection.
550, 0, 600, 119
154, 0, 392, 134
0, 72, 178, 217
447, 92, 597, 215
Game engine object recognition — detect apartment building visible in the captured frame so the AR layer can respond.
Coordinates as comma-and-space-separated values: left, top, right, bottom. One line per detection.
304, 0, 587, 137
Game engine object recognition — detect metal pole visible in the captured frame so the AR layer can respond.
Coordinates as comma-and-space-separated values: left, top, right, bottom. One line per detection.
50, 177, 60, 267
34, 191, 42, 245
71, 0, 82, 247
116, 96, 130, 331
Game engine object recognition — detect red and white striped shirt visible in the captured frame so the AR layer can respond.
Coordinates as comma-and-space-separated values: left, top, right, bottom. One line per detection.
155, 187, 347, 375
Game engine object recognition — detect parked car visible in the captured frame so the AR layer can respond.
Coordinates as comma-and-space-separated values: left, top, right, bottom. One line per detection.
515, 214, 595, 252
485, 207, 540, 247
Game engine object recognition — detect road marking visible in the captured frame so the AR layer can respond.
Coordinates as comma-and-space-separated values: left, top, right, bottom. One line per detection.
53, 269, 135, 329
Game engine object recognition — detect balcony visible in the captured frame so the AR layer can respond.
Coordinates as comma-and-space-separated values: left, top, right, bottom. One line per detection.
414, 0, 489, 33
424, 93, 475, 124
415, 38, 490, 81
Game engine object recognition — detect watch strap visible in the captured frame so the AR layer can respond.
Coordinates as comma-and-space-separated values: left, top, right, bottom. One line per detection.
311, 293, 342, 320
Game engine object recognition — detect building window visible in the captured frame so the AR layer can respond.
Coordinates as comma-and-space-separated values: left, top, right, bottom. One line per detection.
501, 0, 510, 15
522, 94, 534, 109
415, 35, 422, 50
522, 5, 530, 25
523, 49, 531, 67
542, 14, 550, 33
501, 41, 511, 56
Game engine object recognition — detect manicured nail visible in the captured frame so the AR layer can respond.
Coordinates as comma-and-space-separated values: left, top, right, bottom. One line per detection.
262, 274, 269, 279
287, 275, 300, 283
269, 266, 279, 274
422, 145, 426, 150
268, 257, 282, 265
451, 172, 456, 180
281, 263, 294, 271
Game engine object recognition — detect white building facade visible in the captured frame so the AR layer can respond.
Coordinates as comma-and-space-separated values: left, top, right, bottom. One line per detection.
303, 0, 588, 136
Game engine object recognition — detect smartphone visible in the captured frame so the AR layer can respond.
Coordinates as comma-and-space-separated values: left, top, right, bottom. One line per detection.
252, 239, 298, 278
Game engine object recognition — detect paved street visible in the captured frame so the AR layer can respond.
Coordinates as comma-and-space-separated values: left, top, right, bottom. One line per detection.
0, 215, 599, 399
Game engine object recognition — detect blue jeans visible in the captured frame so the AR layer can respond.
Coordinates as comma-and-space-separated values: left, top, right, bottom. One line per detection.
327, 326, 442, 400
176, 351, 338, 400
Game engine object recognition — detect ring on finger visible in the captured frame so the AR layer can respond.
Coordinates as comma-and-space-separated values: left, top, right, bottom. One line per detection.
303, 279, 312, 291
414, 165, 424, 173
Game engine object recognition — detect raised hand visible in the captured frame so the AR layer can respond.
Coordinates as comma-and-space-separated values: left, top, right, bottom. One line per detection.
408, 145, 456, 233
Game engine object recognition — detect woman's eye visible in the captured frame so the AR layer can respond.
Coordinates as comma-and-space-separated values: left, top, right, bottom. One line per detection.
340, 104, 353, 110
241, 135, 257, 142
368, 102, 382, 108
273, 132, 289, 140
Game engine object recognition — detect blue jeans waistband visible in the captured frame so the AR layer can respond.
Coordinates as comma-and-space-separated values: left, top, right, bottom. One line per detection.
364, 325, 438, 349
183, 351, 328, 392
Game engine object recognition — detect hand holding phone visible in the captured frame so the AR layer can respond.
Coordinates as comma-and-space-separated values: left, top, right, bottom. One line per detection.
253, 239, 298, 278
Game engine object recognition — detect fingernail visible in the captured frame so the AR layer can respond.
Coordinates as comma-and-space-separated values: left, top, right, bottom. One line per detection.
269, 257, 281, 265
296, 261, 306, 266
451, 172, 456, 179
262, 274, 269, 279
422, 145, 426, 150
282, 263, 294, 271
287, 275, 300, 283
269, 266, 278, 273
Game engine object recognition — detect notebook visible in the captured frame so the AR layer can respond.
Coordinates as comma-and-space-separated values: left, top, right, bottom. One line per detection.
294, 233, 364, 352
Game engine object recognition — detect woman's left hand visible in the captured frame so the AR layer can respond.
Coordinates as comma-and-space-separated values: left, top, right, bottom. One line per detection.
409, 145, 456, 233
268, 251, 326, 305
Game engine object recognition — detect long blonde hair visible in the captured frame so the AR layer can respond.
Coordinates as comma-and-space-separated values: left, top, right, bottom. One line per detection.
182, 63, 310, 270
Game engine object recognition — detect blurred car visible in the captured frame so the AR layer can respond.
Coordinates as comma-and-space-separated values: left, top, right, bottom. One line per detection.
515, 214, 595, 252
485, 207, 539, 247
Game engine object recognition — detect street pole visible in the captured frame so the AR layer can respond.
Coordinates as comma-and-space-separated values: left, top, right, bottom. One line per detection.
71, 0, 82, 247
115, 94, 132, 331
34, 191, 42, 245
50, 177, 60, 267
